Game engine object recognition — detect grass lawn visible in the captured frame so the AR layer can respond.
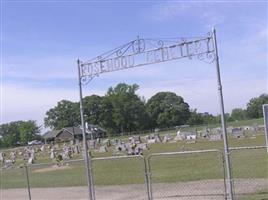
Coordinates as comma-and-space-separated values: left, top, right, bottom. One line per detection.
1, 134, 267, 189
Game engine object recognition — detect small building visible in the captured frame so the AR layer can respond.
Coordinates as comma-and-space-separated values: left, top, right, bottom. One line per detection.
43, 125, 107, 143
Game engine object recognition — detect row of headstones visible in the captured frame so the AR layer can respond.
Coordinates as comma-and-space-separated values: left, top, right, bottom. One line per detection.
1, 124, 264, 167
0, 146, 37, 168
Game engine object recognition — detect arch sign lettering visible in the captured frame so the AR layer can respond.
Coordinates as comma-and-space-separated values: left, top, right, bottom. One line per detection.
77, 28, 234, 200
79, 34, 214, 84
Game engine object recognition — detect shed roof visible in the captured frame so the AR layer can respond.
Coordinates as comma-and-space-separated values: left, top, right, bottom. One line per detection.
43, 130, 61, 139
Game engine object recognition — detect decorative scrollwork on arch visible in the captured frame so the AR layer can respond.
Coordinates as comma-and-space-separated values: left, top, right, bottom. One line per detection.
197, 52, 216, 63
79, 33, 217, 85
132, 38, 145, 53
81, 75, 98, 85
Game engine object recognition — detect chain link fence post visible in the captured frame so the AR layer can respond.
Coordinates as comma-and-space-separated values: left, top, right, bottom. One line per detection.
24, 165, 32, 200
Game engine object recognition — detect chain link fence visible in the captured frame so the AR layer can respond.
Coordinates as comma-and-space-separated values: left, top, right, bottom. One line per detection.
230, 146, 268, 200
1, 147, 267, 200
27, 159, 89, 200
91, 155, 149, 200
1, 165, 29, 200
147, 149, 226, 200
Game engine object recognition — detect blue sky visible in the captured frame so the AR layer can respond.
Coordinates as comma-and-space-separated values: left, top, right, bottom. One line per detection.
1, 1, 267, 130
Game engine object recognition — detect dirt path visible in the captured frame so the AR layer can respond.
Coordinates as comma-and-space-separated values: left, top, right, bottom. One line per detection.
1, 179, 267, 200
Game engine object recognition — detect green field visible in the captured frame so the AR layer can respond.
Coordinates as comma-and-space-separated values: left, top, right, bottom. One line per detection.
1, 135, 267, 187
1, 118, 267, 199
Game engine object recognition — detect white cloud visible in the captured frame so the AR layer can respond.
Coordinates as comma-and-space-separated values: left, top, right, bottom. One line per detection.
200, 11, 225, 29
138, 77, 266, 115
2, 84, 106, 130
146, 2, 195, 22
4, 56, 77, 80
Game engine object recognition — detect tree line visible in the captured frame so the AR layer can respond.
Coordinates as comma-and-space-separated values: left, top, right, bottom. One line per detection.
44, 83, 268, 134
0, 83, 267, 147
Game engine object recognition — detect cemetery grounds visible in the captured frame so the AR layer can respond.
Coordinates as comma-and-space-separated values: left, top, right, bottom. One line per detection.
0, 118, 268, 200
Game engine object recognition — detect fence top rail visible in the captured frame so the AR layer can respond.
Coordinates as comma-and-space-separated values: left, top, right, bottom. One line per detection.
147, 149, 221, 160
91, 154, 144, 161
230, 146, 266, 151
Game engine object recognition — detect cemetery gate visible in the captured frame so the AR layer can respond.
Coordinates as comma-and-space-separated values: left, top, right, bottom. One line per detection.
77, 28, 234, 200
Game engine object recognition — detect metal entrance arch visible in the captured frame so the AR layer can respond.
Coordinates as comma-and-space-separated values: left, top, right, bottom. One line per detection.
77, 28, 234, 200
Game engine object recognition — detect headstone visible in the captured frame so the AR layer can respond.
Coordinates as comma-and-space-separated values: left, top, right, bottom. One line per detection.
70, 140, 74, 146
129, 136, 141, 144
134, 146, 142, 155
258, 125, 265, 132
252, 124, 259, 133
147, 133, 161, 143
40, 145, 45, 152
56, 154, 63, 166
209, 133, 223, 141
186, 134, 196, 140
174, 130, 186, 141
50, 148, 55, 159
201, 128, 210, 138
74, 144, 80, 154
0, 152, 4, 164
28, 157, 34, 164
127, 143, 136, 155
10, 151, 16, 163
99, 146, 108, 153
4, 159, 14, 167
102, 139, 111, 147
232, 127, 245, 138
88, 140, 96, 149
62, 150, 70, 160
30, 149, 36, 160
155, 134, 162, 142
116, 143, 126, 152
227, 126, 233, 134
163, 134, 172, 143
147, 139, 156, 144
243, 126, 251, 131
136, 143, 148, 150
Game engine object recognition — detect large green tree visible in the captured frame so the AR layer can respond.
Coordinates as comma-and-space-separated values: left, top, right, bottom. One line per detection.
83, 95, 103, 125
44, 100, 79, 129
146, 92, 190, 128
246, 94, 268, 119
19, 120, 41, 145
0, 121, 21, 147
231, 108, 247, 121
104, 83, 150, 134
0, 120, 40, 147
187, 109, 205, 125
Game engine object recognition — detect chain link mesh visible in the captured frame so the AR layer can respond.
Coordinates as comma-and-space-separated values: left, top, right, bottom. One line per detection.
1, 166, 29, 200
230, 147, 268, 200
148, 151, 226, 200
92, 156, 148, 200
27, 160, 88, 199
